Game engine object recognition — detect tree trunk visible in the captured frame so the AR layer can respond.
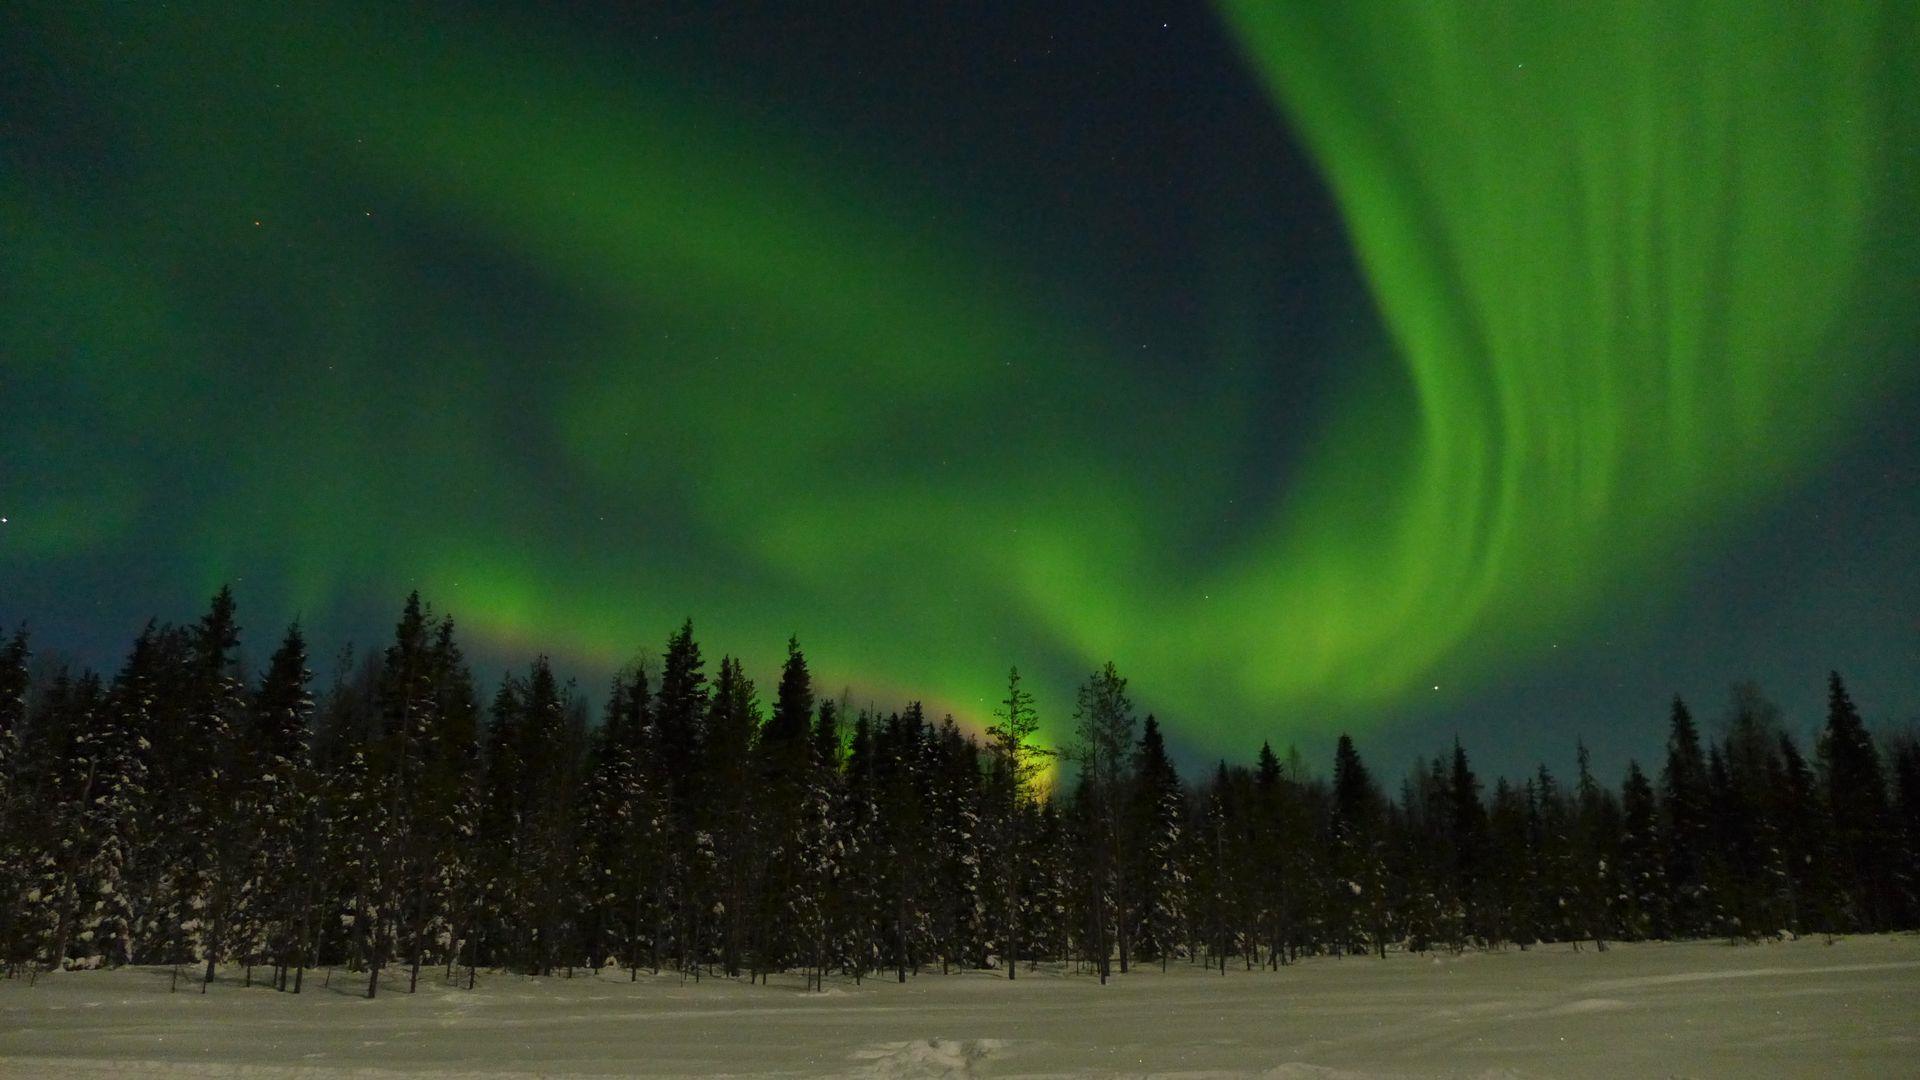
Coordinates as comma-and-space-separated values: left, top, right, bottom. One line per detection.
367, 918, 385, 1000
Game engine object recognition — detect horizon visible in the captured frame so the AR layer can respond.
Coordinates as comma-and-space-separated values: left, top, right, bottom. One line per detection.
7, 582, 1909, 795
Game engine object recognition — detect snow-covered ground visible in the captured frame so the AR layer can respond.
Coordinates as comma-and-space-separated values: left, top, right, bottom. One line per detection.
3, 936, 1916, 1078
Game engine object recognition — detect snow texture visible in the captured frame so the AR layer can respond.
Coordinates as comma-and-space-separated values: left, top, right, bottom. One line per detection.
2, 935, 1916, 1078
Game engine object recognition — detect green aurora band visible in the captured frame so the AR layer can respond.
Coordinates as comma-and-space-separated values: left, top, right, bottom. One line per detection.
3, 3, 1915, 753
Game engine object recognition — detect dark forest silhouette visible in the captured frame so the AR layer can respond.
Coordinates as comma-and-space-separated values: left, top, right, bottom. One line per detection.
2, 589, 1916, 996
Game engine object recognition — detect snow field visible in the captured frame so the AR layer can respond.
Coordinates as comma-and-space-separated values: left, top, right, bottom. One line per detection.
2, 934, 1916, 1078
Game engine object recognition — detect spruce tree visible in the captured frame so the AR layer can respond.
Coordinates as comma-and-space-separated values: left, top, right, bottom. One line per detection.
1819, 672, 1894, 929
515, 659, 579, 976
373, 594, 438, 996
927, 717, 984, 973
1529, 765, 1584, 944
1772, 730, 1834, 935
1249, 743, 1288, 963
838, 709, 885, 982
182, 588, 250, 991
475, 673, 526, 972
251, 626, 317, 991
983, 667, 1050, 979
1329, 734, 1386, 956
415, 617, 480, 990
651, 620, 708, 972
21, 671, 107, 971
577, 668, 660, 978
875, 705, 933, 982
1888, 735, 1920, 927
0, 629, 29, 972
1485, 778, 1536, 947
752, 638, 815, 978
792, 699, 841, 990
573, 677, 630, 974
1616, 761, 1665, 939
0, 628, 26, 805
13, 590, 1920, 982
1127, 716, 1186, 969
78, 631, 161, 969
1069, 662, 1134, 981
1660, 696, 1713, 935
1718, 685, 1788, 937
1195, 762, 1240, 971
703, 655, 759, 976
1570, 742, 1618, 949
1448, 742, 1488, 946
654, 619, 708, 819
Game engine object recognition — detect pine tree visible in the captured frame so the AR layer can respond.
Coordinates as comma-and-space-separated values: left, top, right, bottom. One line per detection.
49, 673, 118, 969
1127, 716, 1186, 969
416, 617, 480, 990
875, 705, 933, 982
793, 699, 842, 990
1069, 662, 1134, 982
573, 677, 629, 975
181, 588, 251, 991
1819, 672, 1894, 929
1395, 756, 1452, 954
577, 668, 660, 979
372, 594, 439, 997
1660, 696, 1713, 935
654, 619, 708, 819
983, 667, 1050, 979
1448, 741, 1488, 947
1772, 730, 1833, 935
1616, 761, 1665, 939
1718, 684, 1788, 938
703, 655, 759, 977
1570, 742, 1617, 949
837, 710, 884, 982
1484, 778, 1536, 947
442, 737, 484, 988
1329, 734, 1386, 956
1023, 799, 1072, 971
0, 628, 30, 973
1195, 762, 1241, 971
515, 658, 581, 977
1248, 743, 1289, 963
76, 631, 161, 969
331, 734, 387, 991
0, 628, 26, 807
251, 627, 317, 992
1522, 770, 1558, 941
475, 672, 526, 973
927, 717, 984, 973
1888, 735, 1920, 927
616, 666, 668, 977
14, 590, 1920, 985
752, 638, 815, 979
651, 620, 708, 973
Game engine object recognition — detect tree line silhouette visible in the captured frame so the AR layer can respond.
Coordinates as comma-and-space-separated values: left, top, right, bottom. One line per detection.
1, 589, 1915, 995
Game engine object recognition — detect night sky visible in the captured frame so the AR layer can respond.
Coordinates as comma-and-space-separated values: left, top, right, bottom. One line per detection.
4, 2, 1917, 781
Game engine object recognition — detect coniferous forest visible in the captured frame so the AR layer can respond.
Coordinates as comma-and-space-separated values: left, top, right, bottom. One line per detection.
2, 589, 1917, 997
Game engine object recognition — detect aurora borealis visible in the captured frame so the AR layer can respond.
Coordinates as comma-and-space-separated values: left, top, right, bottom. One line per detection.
4, 3, 1917, 772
